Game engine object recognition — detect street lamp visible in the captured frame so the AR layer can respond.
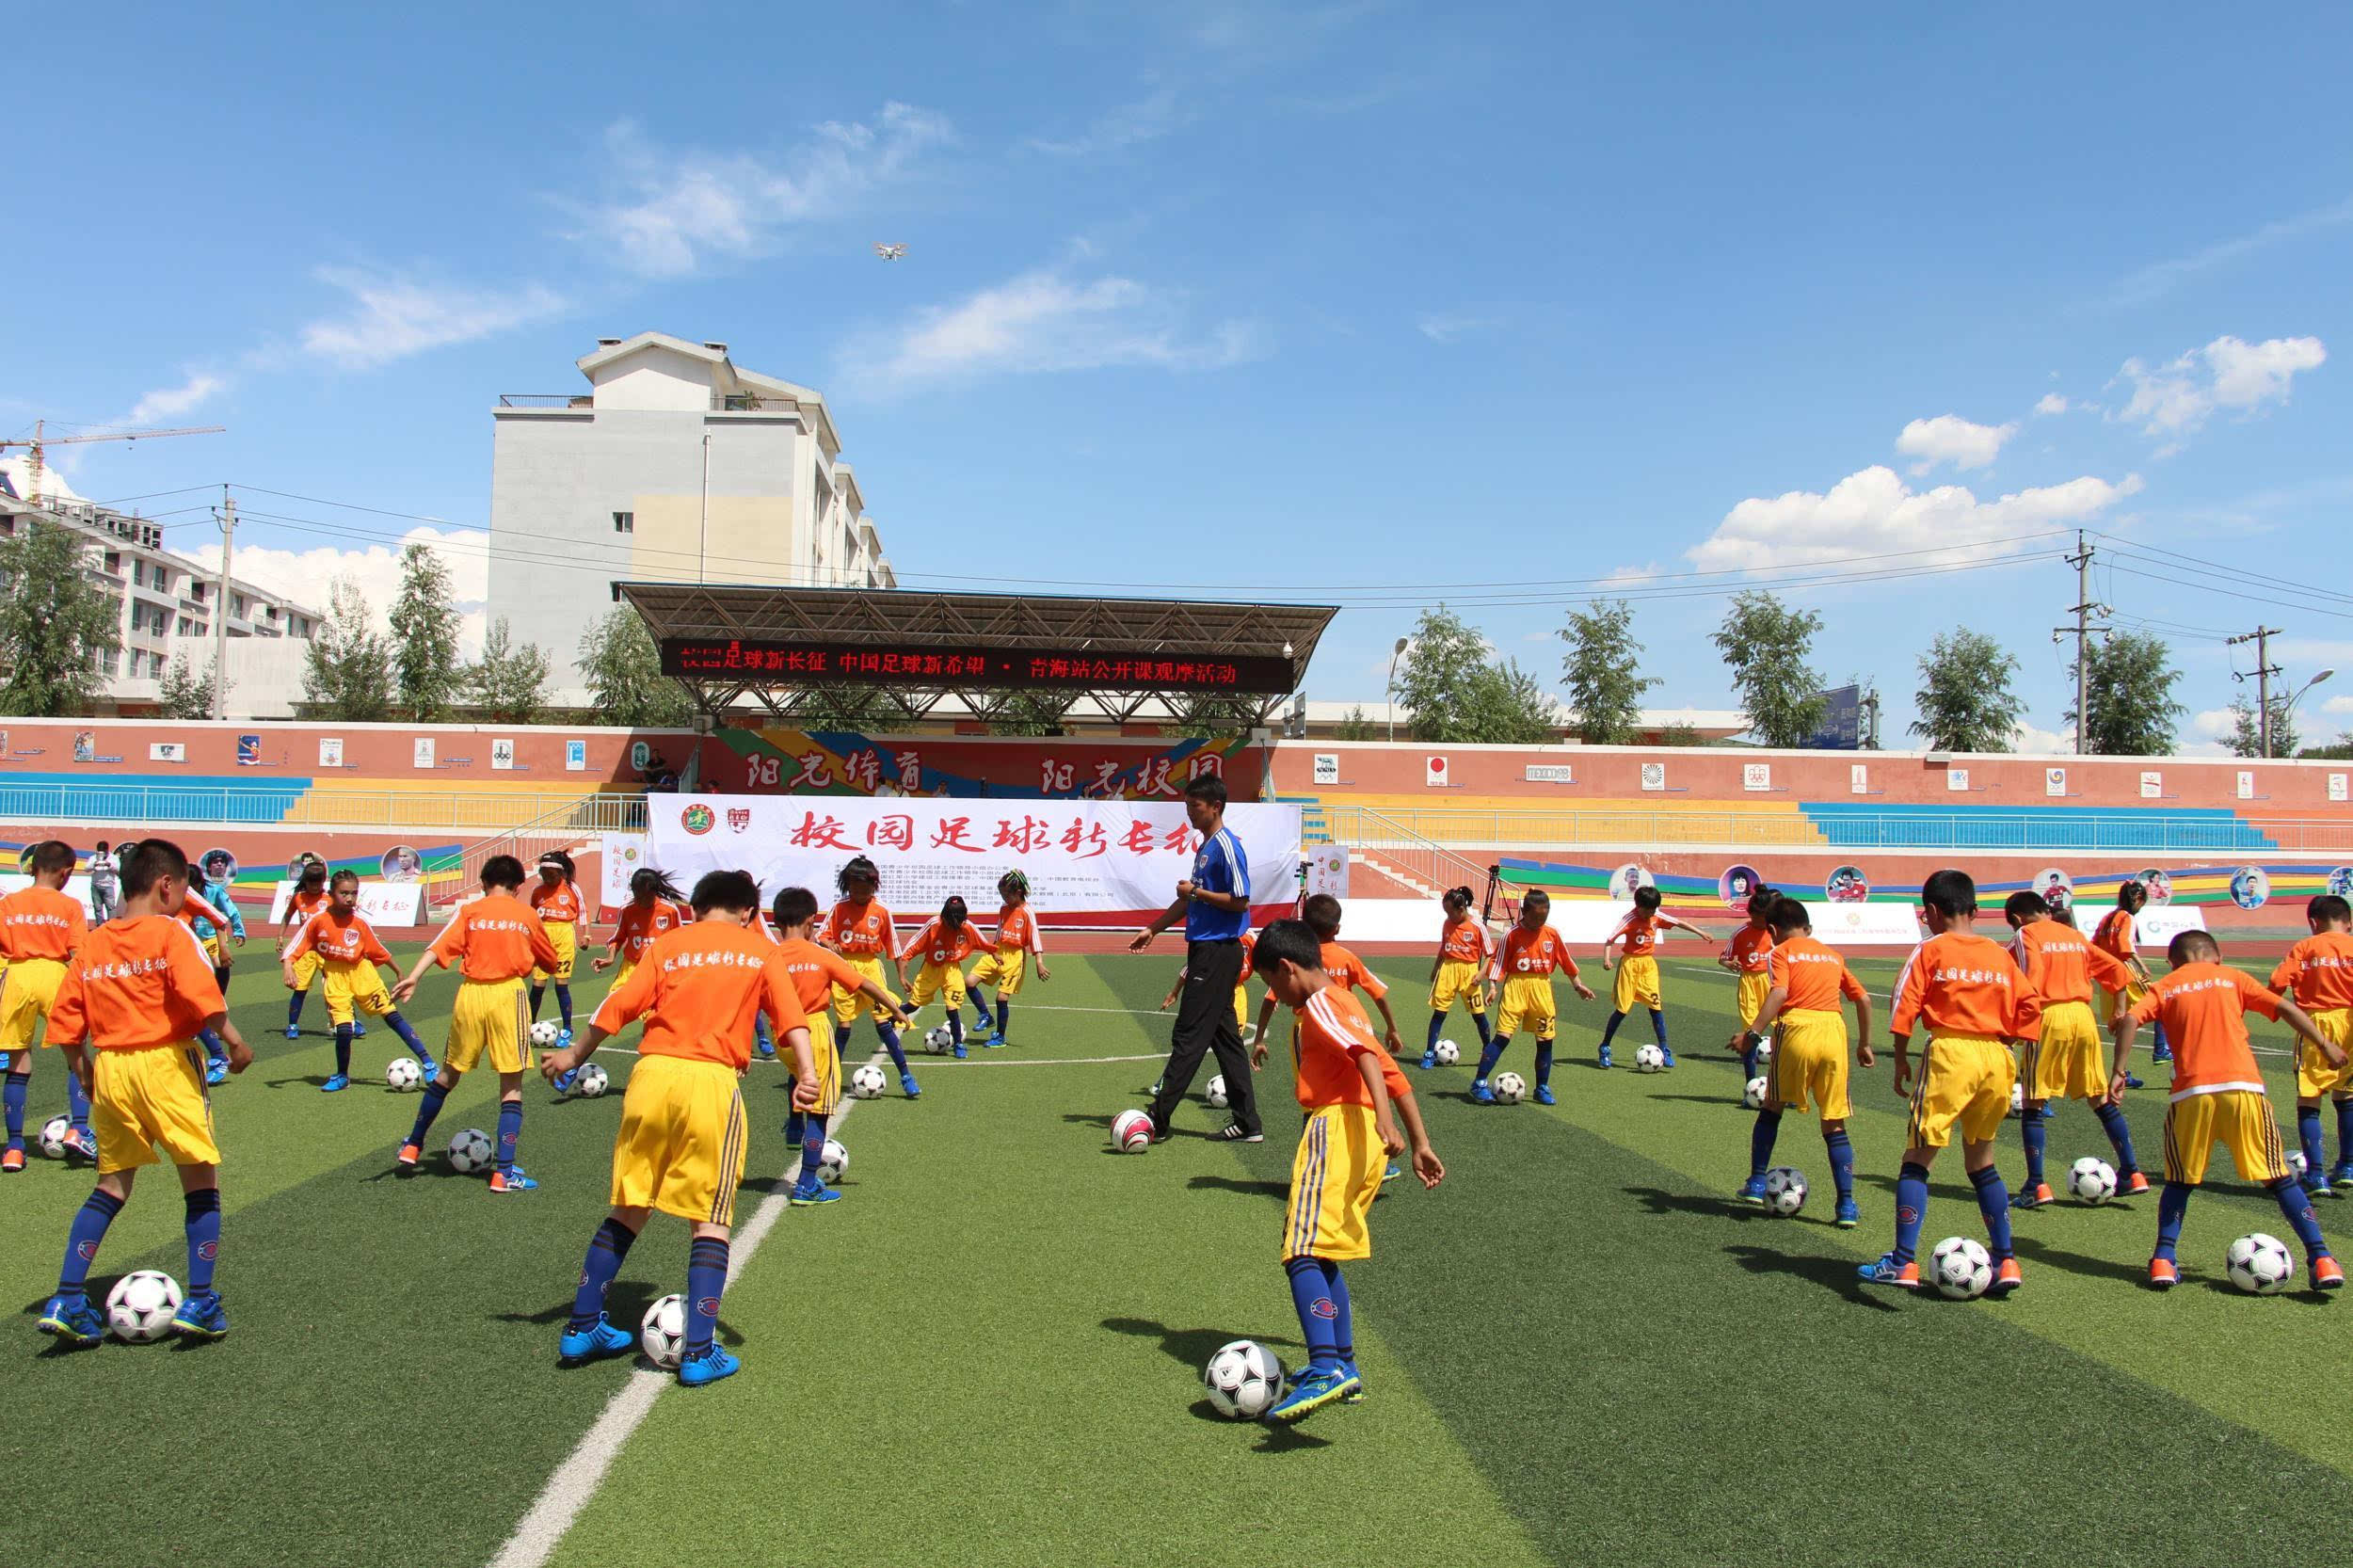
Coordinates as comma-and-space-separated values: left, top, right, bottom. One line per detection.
2280, 668, 2336, 756
1386, 635, 1409, 743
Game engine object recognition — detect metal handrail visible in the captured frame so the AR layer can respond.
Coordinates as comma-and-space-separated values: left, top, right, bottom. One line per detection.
0, 783, 648, 834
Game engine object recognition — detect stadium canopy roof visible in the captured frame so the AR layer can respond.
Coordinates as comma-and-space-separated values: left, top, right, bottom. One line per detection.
618, 582, 1338, 727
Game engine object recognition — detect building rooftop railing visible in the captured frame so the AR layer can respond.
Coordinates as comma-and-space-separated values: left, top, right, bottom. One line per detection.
496, 393, 589, 408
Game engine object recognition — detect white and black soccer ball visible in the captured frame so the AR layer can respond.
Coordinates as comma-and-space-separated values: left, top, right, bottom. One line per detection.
385, 1056, 423, 1093
1742, 1076, 1769, 1112
1111, 1109, 1154, 1153
1206, 1074, 1230, 1109
1763, 1165, 1808, 1217
1201, 1338, 1286, 1420
39, 1114, 72, 1159
2288, 1150, 2310, 1180
573, 1062, 610, 1098
1492, 1071, 1527, 1105
1752, 1037, 1773, 1071
1930, 1236, 1993, 1300
2069, 1156, 2118, 1205
924, 1025, 954, 1055
528, 1019, 561, 1048
817, 1139, 849, 1183
1633, 1043, 1666, 1074
2226, 1232, 2296, 1295
641, 1292, 687, 1369
849, 1064, 888, 1099
1433, 1039, 1461, 1066
447, 1127, 494, 1175
105, 1270, 183, 1343
2009, 1081, 2025, 1118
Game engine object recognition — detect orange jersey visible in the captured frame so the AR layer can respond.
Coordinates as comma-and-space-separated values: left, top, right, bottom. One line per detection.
282, 886, 330, 927
1438, 917, 1493, 967
1724, 925, 1775, 974
765, 936, 869, 1014
1289, 982, 1413, 1110
285, 909, 394, 968
530, 880, 584, 925
1320, 939, 1388, 1001
2009, 920, 2133, 1007
2131, 962, 2278, 1099
824, 900, 896, 957
429, 891, 561, 982
47, 914, 224, 1050
592, 921, 807, 1071
1492, 925, 1578, 982
899, 919, 985, 968
609, 898, 692, 962
989, 904, 1045, 955
1609, 908, 1687, 957
1766, 935, 1868, 1014
1891, 931, 2041, 1041
0, 885, 86, 962
174, 888, 217, 931
2091, 907, 2140, 964
1237, 928, 1257, 985
2271, 932, 2353, 1014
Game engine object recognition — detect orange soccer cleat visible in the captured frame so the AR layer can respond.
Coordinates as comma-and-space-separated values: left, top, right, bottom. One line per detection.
2313, 1256, 2345, 1292
1, 1145, 23, 1174
394, 1142, 422, 1170
2147, 1256, 2180, 1289
2121, 1170, 2151, 1197
1987, 1256, 2025, 1297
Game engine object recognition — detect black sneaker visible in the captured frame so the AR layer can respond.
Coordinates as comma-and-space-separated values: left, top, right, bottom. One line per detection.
1217, 1125, 1265, 1144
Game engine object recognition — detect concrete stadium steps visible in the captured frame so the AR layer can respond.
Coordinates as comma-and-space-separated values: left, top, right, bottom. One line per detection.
0, 771, 648, 834
1296, 792, 1827, 848
1796, 801, 2279, 853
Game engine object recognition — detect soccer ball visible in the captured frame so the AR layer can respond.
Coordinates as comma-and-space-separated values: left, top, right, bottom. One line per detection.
849, 1064, 888, 1099
39, 1114, 72, 1159
105, 1270, 184, 1343
816, 1139, 849, 1183
2009, 1081, 2025, 1118
1742, 1076, 1769, 1112
640, 1292, 687, 1369
2226, 1233, 2296, 1295
1752, 1037, 1773, 1071
924, 1025, 954, 1055
1206, 1074, 1230, 1109
1201, 1338, 1286, 1420
1929, 1236, 1993, 1300
2069, 1156, 2118, 1205
447, 1128, 494, 1175
385, 1056, 423, 1092
1492, 1071, 1527, 1104
1762, 1165, 1808, 1217
1111, 1109, 1154, 1153
528, 1019, 561, 1048
2289, 1150, 2311, 1179
1633, 1043, 1666, 1074
573, 1062, 610, 1098
1433, 1039, 1461, 1066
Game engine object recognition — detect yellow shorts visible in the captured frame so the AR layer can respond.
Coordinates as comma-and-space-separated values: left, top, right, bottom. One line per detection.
445, 977, 530, 1075
532, 921, 577, 984
2297, 1009, 2353, 1100
1613, 955, 1661, 1013
906, 960, 968, 1012
200, 935, 225, 968
1497, 975, 1557, 1041
1772, 1008, 1851, 1118
969, 948, 1028, 997
2021, 1000, 2106, 1103
2163, 1089, 2288, 1186
1282, 1103, 1384, 1262
2101, 979, 2150, 1029
1430, 959, 1489, 1016
319, 958, 395, 1027
607, 955, 638, 994
832, 955, 891, 1024
610, 1052, 749, 1226
0, 957, 68, 1052
287, 949, 324, 991
1736, 971, 1770, 1031
1234, 984, 1251, 1033
797, 1012, 842, 1118
1903, 1033, 2013, 1150
91, 1042, 219, 1175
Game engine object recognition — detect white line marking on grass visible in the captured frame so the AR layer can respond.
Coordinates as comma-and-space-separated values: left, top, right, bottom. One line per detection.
929, 1052, 1162, 1067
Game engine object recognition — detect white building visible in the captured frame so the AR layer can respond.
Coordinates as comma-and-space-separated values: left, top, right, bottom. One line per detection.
488, 333, 895, 705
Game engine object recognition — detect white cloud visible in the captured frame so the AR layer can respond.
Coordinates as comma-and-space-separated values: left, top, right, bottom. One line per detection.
1417, 312, 1503, 344
125, 373, 226, 425
1894, 414, 2016, 473
2180, 707, 2241, 758
1689, 464, 2142, 572
2112, 334, 2326, 440
1027, 85, 1189, 156
841, 265, 1261, 391
299, 270, 567, 370
584, 105, 951, 278
2322, 693, 2353, 717
1599, 561, 1665, 586
2034, 392, 2070, 416
172, 527, 490, 656
2010, 722, 2074, 754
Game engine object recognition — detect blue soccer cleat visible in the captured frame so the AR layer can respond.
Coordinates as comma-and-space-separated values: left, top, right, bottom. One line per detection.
488, 1166, 539, 1193
982, 1033, 1008, 1049
753, 1034, 776, 1060
1834, 1197, 1861, 1229
1382, 1164, 1401, 1184
556, 1026, 571, 1048
1417, 1051, 1435, 1070
62, 1127, 99, 1164
1596, 1047, 1614, 1070
2124, 1071, 2145, 1090
320, 1073, 350, 1093
1658, 1048, 1676, 1068
416, 1053, 440, 1080
350, 1019, 366, 1037
2331, 1162, 2353, 1191
900, 1073, 921, 1099
558, 1316, 635, 1367
1735, 1176, 1769, 1206
1265, 1365, 1361, 1424
790, 1176, 841, 1208
2149, 1047, 2172, 1064
206, 1060, 230, 1086
552, 1068, 580, 1096
170, 1290, 229, 1340
1339, 1361, 1367, 1403
283, 1025, 302, 1041
38, 1293, 104, 1347
1469, 1080, 1497, 1105
678, 1344, 741, 1387
952, 1042, 968, 1060
1533, 1085, 1556, 1106
1858, 1254, 1921, 1288
2303, 1173, 2335, 1201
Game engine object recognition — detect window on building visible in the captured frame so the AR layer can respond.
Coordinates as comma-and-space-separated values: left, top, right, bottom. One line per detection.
613, 511, 634, 534
104, 550, 120, 574
610, 583, 624, 602
191, 582, 207, 603
233, 594, 247, 617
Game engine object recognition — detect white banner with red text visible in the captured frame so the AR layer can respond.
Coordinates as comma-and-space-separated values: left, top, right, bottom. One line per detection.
647, 795, 1302, 926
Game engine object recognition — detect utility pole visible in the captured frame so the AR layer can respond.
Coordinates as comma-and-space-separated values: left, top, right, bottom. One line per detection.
211, 488, 234, 721
2052, 531, 2109, 754
2227, 625, 2284, 759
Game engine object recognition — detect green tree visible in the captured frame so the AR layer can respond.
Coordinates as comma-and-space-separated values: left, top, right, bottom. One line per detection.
156, 652, 222, 720
1711, 592, 1827, 748
2068, 631, 2184, 757
988, 691, 1070, 736
1654, 720, 1706, 746
1336, 705, 1376, 742
0, 520, 120, 716
2226, 691, 2299, 760
576, 608, 694, 727
1558, 599, 1657, 744
1911, 628, 2024, 752
1461, 660, 1561, 744
387, 542, 463, 721
1394, 604, 1558, 744
302, 576, 394, 721
796, 683, 893, 731
468, 616, 551, 724
2297, 735, 2353, 760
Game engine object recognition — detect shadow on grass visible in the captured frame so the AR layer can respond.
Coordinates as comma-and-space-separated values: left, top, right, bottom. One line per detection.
1062, 1112, 1118, 1129
264, 1074, 331, 1091
1644, 1093, 1752, 1108
1721, 1243, 1904, 1311
1187, 1174, 1288, 1202
495, 1283, 744, 1345
2196, 1276, 2335, 1306
1624, 1183, 1760, 1222
1101, 1315, 1302, 1368
2009, 1234, 2152, 1287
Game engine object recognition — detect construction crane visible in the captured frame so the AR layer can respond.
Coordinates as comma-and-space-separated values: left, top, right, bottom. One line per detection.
0, 419, 225, 506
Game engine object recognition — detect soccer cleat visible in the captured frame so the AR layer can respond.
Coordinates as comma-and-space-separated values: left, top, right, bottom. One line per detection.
1858, 1255, 1920, 1288
1147, 1079, 1164, 1096
678, 1344, 742, 1387
1338, 1361, 1367, 1403
1417, 1051, 1434, 1070
1470, 1080, 1497, 1105
320, 1073, 350, 1093
1265, 1365, 1361, 1424
2302, 1173, 2335, 1201
1533, 1085, 1556, 1106
37, 1293, 104, 1347
558, 1316, 636, 1367
1217, 1125, 1265, 1144
552, 1068, 580, 1096
394, 1141, 422, 1170
2010, 1181, 2055, 1210
2124, 1072, 2145, 1090
1596, 1047, 1614, 1069
205, 1060, 230, 1087
1, 1145, 23, 1174
2332, 1162, 2353, 1190
283, 1025, 302, 1041
2149, 1047, 2171, 1064
1659, 1048, 1676, 1069
982, 1033, 1008, 1049
2314, 1256, 2345, 1292
952, 1043, 968, 1060
351, 1019, 367, 1037
2147, 1256, 2180, 1290
557, 1026, 571, 1046
1833, 1197, 1861, 1229
488, 1166, 540, 1193
1734, 1176, 1769, 1206
900, 1073, 921, 1098
62, 1128, 97, 1164
416, 1054, 440, 1080
1988, 1257, 2025, 1297
169, 1290, 229, 1340
1382, 1164, 1401, 1184
2121, 1170, 2151, 1196
753, 1034, 776, 1060
790, 1176, 841, 1207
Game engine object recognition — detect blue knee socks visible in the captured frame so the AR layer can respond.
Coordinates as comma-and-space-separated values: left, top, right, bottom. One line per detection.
1533, 1040, 1554, 1089
554, 984, 573, 1032
1285, 1256, 1342, 1374
2335, 1098, 2353, 1170
184, 1188, 220, 1294
1648, 1009, 1668, 1048
1321, 1259, 1353, 1369
1825, 1128, 1855, 1203
1894, 1161, 1929, 1265
1750, 1109, 1783, 1179
2300, 1105, 2326, 1175
333, 1026, 353, 1078
2093, 1099, 2140, 1176
1425, 1013, 1446, 1053
685, 1236, 729, 1353
386, 1012, 428, 1058
2154, 1181, 2190, 1258
1474, 1036, 1508, 1081
529, 984, 546, 1021
947, 1011, 964, 1047
199, 1028, 226, 1066
496, 1098, 523, 1173
1971, 1164, 2014, 1260
287, 990, 308, 1031
875, 1022, 911, 1076
66, 1070, 90, 1135
407, 1079, 451, 1148
1471, 1007, 1493, 1047
2271, 1177, 2331, 1258
798, 1113, 827, 1183
568, 1217, 636, 1331
4, 1068, 25, 1148
995, 999, 1010, 1039
2021, 1106, 2048, 1185
58, 1188, 123, 1293
1599, 1010, 1626, 1050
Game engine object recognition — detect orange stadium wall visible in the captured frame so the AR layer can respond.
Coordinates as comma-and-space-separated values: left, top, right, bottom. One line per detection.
0, 718, 690, 782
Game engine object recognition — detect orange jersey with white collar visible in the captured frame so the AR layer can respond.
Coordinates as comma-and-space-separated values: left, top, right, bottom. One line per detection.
282, 886, 330, 928
2130, 962, 2278, 1099
1492, 925, 1578, 981
2091, 906, 2140, 964
530, 880, 584, 925
898, 919, 985, 968
1609, 908, 1687, 957
2010, 920, 2133, 1007
1319, 939, 1387, 1000
1766, 935, 1867, 1013
592, 921, 807, 1071
0, 885, 85, 962
1724, 925, 1774, 974
2271, 931, 2353, 1014
285, 909, 394, 967
991, 904, 1046, 955
47, 915, 223, 1050
610, 898, 692, 962
1438, 917, 1493, 967
824, 900, 895, 957
1891, 931, 2040, 1041
1290, 983, 1412, 1110
766, 936, 870, 1014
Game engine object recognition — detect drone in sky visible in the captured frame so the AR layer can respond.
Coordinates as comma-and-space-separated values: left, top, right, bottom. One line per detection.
872, 242, 908, 261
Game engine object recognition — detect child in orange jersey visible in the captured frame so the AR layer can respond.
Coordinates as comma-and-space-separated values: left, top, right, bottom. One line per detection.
0, 840, 90, 1169
1418, 885, 1494, 1071
1472, 888, 1597, 1106
1736, 897, 1872, 1226
968, 870, 1049, 1048
594, 867, 694, 992
2003, 889, 2147, 1208
2093, 880, 2169, 1067
528, 849, 584, 1042
766, 885, 913, 1205
2270, 893, 2353, 1195
1860, 870, 2041, 1293
1250, 896, 1408, 1074
899, 896, 988, 1058
280, 869, 440, 1092
278, 856, 333, 1041
1598, 884, 1717, 1069
823, 856, 919, 1096
2118, 929, 2346, 1291
1719, 886, 1777, 1079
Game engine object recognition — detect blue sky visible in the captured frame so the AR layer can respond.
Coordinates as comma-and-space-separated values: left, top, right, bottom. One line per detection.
10, 3, 2353, 753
